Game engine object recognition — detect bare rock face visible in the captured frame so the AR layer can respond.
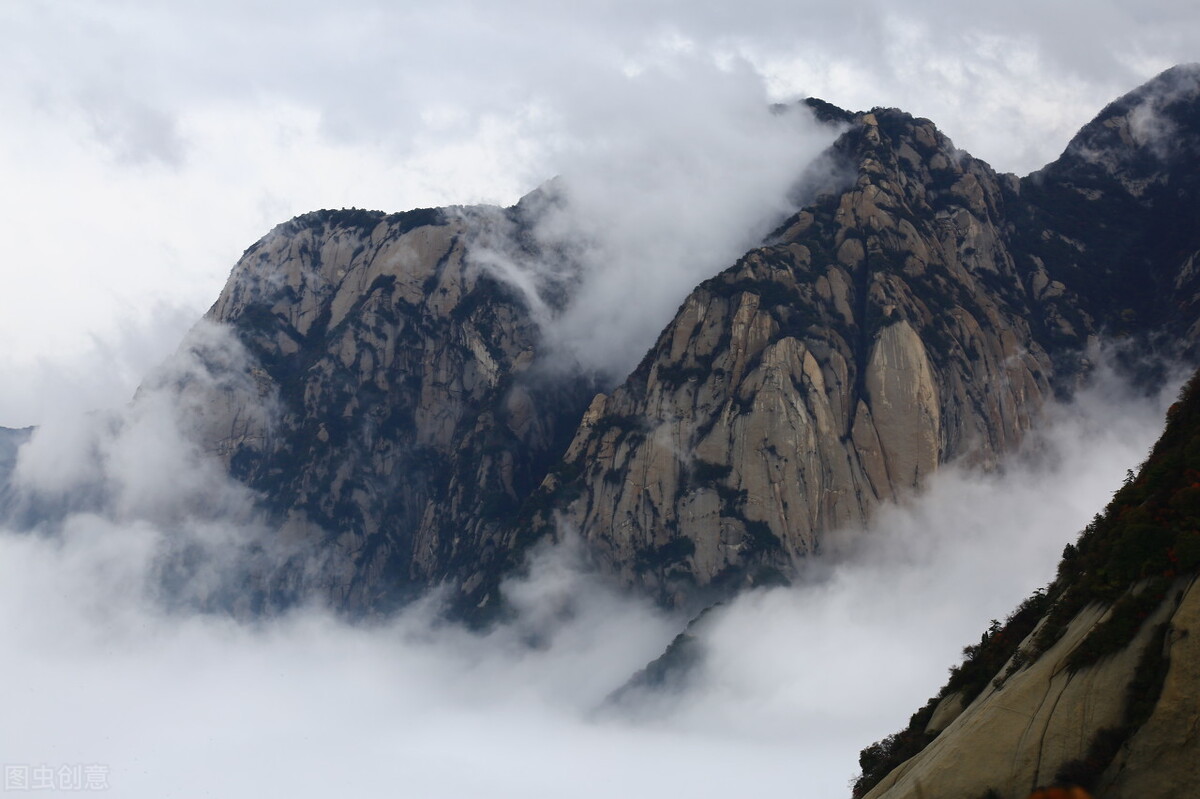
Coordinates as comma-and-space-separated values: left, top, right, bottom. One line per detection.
855, 364, 1200, 799
133, 65, 1200, 615
201, 206, 595, 611
523, 67, 1200, 609
534, 107, 1059, 605
1102, 575, 1200, 797
862, 581, 1194, 799
861, 319, 940, 489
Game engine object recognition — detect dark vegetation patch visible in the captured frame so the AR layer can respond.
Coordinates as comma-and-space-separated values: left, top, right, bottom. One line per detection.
636, 538, 696, 573
287, 206, 446, 238
853, 698, 939, 799
1063, 579, 1170, 672
690, 460, 732, 483
1053, 621, 1172, 791
742, 519, 782, 553
803, 97, 855, 126
657, 362, 710, 389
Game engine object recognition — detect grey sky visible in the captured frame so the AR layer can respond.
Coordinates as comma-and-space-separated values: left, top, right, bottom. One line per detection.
1, 0, 1197, 424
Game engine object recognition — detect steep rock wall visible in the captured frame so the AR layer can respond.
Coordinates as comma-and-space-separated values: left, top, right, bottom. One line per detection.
200, 206, 594, 610
535, 109, 1056, 605
864, 578, 1199, 799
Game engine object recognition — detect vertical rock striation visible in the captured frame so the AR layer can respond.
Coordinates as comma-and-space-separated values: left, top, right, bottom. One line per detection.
534, 106, 1058, 605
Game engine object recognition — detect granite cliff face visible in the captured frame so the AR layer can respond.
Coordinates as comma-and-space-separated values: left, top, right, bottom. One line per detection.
534, 106, 1059, 604
517, 65, 1200, 608
199, 204, 595, 610
854, 369, 1200, 799
24, 64, 1192, 615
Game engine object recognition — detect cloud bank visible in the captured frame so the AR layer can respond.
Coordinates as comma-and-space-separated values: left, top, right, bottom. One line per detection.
465, 64, 841, 380
0, 338, 1180, 797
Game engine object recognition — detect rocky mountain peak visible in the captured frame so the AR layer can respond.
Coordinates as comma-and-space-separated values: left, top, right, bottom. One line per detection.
18, 66, 1197, 620
506, 71, 1200, 612
1015, 65, 1200, 351
198, 199, 598, 612
1046, 63, 1200, 196
526, 104, 1060, 609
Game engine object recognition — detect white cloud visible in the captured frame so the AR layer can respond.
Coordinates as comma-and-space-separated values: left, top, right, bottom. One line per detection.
0, 348, 1177, 797
465, 55, 841, 379
3, 1, 1199, 425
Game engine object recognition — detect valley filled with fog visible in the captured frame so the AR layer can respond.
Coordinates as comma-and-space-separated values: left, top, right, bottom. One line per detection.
0, 358, 1178, 797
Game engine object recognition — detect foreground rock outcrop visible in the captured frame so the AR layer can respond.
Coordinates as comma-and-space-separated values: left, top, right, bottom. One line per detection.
855, 369, 1200, 799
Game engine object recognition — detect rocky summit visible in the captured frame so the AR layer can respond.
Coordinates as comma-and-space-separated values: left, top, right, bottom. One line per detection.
515, 64, 1200, 609
197, 202, 599, 611
79, 64, 1198, 617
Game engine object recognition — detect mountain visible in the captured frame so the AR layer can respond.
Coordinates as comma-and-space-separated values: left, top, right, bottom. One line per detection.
197, 201, 597, 611
853, 369, 1200, 799
5, 66, 1199, 620
1023, 64, 1200, 344
176, 65, 1200, 613
533, 106, 1053, 606
518, 64, 1200, 609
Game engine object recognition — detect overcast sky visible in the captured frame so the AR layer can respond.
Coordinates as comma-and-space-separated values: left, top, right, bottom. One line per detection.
1, 0, 1198, 426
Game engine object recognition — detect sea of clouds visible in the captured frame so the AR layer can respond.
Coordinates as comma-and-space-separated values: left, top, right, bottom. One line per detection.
0, 335, 1181, 798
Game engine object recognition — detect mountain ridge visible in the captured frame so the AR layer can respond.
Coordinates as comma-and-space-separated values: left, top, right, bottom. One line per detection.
4, 66, 1200, 624
514, 70, 1200, 611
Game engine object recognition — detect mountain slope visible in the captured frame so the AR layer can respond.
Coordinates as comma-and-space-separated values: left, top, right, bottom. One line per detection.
30, 64, 1194, 616
522, 65, 1200, 609
199, 204, 596, 610
855, 370, 1200, 799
